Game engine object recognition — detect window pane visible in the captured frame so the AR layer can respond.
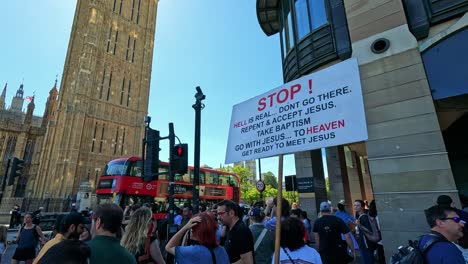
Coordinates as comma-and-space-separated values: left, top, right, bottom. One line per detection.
287, 12, 295, 50
308, 0, 327, 29
295, 0, 311, 40
281, 27, 287, 56
282, 0, 295, 52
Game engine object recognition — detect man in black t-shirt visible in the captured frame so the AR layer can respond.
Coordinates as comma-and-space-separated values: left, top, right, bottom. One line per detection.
313, 201, 356, 264
217, 200, 254, 264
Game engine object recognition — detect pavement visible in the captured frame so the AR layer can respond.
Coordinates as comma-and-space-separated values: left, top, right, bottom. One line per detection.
2, 229, 52, 264
2, 244, 17, 264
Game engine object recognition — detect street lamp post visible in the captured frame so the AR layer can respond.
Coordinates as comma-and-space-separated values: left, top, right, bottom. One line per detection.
192, 86, 205, 214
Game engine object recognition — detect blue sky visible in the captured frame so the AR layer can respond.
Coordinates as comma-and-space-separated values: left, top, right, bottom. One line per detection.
0, 0, 300, 177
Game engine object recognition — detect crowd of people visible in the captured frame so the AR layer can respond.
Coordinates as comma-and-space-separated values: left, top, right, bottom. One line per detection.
1, 193, 467, 263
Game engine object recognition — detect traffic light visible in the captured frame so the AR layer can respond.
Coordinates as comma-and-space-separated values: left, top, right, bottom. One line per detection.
171, 144, 188, 174
8, 157, 24, 186
144, 128, 160, 182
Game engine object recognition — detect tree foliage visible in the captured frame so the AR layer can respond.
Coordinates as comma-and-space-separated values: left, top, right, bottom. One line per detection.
219, 165, 297, 205
219, 165, 252, 200
262, 171, 277, 189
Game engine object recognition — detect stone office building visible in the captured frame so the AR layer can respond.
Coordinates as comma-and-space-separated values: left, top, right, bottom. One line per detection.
255, 0, 468, 253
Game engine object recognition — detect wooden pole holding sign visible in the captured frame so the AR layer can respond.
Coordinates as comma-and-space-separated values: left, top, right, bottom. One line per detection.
274, 154, 284, 264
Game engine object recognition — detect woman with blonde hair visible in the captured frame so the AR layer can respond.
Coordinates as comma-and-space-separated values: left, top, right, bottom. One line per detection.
121, 207, 165, 264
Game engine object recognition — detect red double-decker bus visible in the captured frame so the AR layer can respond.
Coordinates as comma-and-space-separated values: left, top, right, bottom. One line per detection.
96, 157, 241, 219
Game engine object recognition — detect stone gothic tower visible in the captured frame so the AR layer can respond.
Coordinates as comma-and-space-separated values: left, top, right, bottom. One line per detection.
24, 96, 35, 125
11, 83, 24, 113
41, 80, 59, 129
0, 83, 6, 109
33, 0, 159, 198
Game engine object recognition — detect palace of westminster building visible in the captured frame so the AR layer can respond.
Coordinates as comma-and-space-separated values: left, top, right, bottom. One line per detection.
0, 0, 159, 200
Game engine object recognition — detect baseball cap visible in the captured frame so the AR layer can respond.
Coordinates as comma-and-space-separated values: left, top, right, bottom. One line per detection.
437, 195, 453, 207
248, 208, 263, 217
338, 199, 346, 205
320, 201, 331, 211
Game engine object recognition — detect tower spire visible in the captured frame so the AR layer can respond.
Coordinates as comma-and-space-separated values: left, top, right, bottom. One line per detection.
16, 82, 24, 98
1, 83, 6, 97
42, 78, 59, 128
25, 94, 35, 125
0, 82, 6, 109
11, 82, 25, 112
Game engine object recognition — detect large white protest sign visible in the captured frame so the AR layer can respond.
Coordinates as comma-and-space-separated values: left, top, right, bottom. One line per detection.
225, 58, 367, 164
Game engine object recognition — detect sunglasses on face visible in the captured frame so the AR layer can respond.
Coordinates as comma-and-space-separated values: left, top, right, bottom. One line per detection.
217, 211, 227, 216
441, 217, 466, 224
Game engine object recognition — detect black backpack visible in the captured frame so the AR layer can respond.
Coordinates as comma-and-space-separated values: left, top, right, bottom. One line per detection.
390, 234, 444, 264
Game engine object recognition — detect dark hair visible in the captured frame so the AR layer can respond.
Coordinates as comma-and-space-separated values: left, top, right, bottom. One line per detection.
355, 199, 365, 207
130, 204, 141, 212
250, 212, 266, 223
37, 240, 91, 264
460, 194, 468, 208
280, 217, 305, 251
274, 197, 290, 217
300, 211, 310, 221
290, 209, 302, 217
58, 212, 84, 234
217, 200, 239, 217
424, 205, 457, 228
93, 203, 123, 234
53, 214, 65, 233
254, 201, 264, 208
200, 204, 207, 212
368, 200, 377, 217
337, 203, 345, 212
191, 212, 218, 248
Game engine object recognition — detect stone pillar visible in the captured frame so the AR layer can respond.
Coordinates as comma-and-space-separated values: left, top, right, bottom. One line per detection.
326, 146, 353, 211
311, 149, 327, 207
355, 151, 368, 201
295, 150, 317, 217
361, 158, 374, 200
294, 149, 327, 217
360, 49, 459, 256
345, 149, 363, 205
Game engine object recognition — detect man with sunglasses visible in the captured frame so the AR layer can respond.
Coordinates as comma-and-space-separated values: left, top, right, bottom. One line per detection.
437, 194, 468, 250
217, 200, 254, 264
419, 205, 465, 263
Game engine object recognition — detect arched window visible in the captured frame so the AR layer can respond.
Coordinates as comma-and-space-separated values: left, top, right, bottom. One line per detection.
23, 140, 35, 163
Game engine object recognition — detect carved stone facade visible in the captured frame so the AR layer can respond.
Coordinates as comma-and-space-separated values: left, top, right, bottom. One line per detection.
31, 0, 159, 199
0, 82, 49, 198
